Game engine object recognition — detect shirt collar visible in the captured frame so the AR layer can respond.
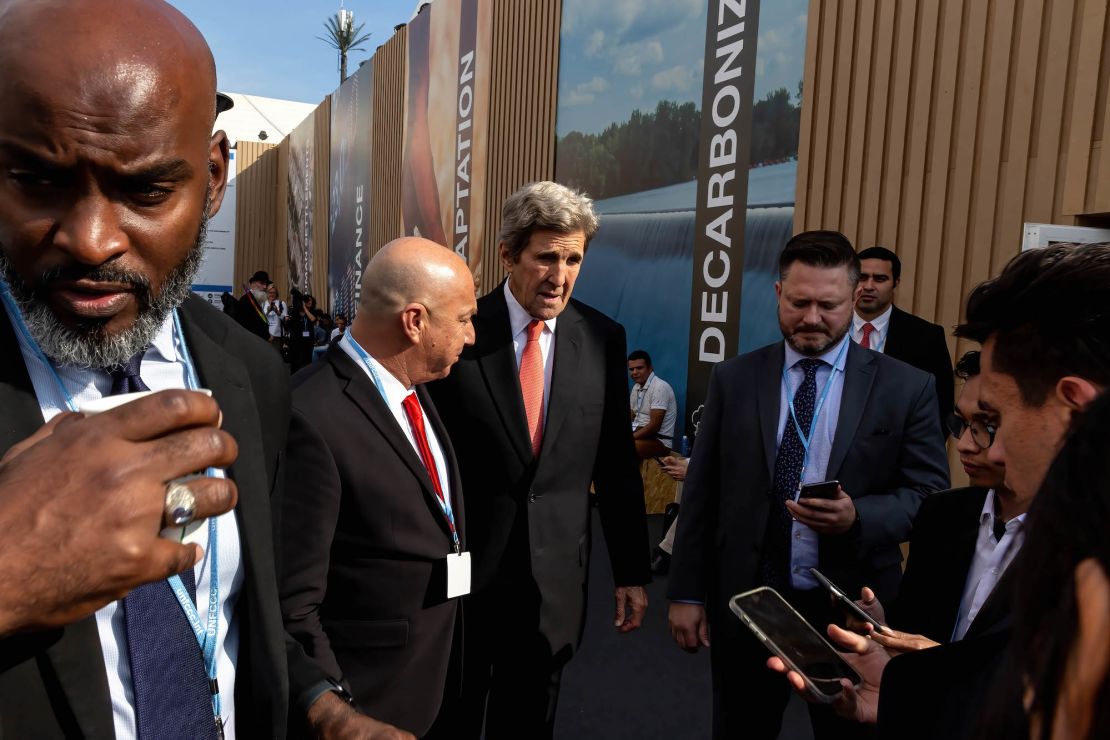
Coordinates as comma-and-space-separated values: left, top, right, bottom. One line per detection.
503, 280, 557, 339
978, 489, 1028, 529
783, 332, 851, 373
853, 304, 893, 334
146, 312, 178, 363
339, 332, 413, 406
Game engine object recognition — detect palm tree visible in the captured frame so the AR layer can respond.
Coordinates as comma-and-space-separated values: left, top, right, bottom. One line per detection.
319, 8, 372, 83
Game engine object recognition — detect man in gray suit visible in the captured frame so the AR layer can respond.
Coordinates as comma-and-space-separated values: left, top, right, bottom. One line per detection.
667, 230, 949, 740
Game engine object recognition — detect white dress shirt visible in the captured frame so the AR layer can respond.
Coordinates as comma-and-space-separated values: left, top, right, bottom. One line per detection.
503, 279, 556, 424
9, 310, 244, 740
339, 333, 452, 508
951, 491, 1026, 641
851, 304, 893, 353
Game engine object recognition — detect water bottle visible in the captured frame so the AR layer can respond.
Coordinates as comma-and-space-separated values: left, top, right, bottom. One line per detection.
680, 435, 690, 458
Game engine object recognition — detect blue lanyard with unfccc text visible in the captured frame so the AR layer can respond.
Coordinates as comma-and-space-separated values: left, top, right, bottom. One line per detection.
0, 282, 224, 728
345, 334, 461, 553
633, 375, 654, 415
782, 337, 849, 492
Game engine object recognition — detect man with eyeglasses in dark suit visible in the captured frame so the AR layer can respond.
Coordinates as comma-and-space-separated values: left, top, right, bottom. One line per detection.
846, 351, 1029, 651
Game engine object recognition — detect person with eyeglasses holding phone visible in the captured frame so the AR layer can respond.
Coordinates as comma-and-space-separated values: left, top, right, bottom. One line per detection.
845, 350, 1027, 654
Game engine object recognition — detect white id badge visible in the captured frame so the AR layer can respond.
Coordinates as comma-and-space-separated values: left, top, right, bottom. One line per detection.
302, 331, 311, 337
446, 551, 471, 599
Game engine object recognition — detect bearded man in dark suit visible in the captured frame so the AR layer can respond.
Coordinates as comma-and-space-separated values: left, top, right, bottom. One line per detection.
0, 1, 290, 736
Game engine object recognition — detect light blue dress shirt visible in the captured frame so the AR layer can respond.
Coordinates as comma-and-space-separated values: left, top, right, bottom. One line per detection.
777, 333, 850, 590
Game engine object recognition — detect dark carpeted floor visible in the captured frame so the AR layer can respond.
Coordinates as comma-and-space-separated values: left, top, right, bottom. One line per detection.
554, 512, 814, 740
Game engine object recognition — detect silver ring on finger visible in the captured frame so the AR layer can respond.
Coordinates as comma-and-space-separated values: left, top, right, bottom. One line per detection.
164, 482, 197, 527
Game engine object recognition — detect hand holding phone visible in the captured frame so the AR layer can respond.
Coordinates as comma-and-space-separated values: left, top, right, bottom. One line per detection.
730, 587, 861, 703
809, 569, 886, 633
797, 479, 840, 500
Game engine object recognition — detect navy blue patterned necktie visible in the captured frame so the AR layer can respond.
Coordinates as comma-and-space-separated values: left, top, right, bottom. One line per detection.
112, 351, 218, 739
761, 358, 823, 590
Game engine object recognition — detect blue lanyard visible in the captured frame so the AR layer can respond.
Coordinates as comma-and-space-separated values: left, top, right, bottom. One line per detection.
782, 338, 849, 489
345, 335, 461, 552
0, 282, 224, 725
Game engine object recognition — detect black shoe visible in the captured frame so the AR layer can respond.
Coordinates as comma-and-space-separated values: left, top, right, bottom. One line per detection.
651, 548, 671, 575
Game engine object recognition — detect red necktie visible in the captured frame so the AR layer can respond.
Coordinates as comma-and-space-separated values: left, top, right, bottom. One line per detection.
520, 320, 545, 456
401, 393, 445, 503
860, 322, 875, 349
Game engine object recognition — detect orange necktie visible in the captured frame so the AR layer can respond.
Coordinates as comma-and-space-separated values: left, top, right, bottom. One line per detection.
520, 320, 546, 456
860, 322, 875, 349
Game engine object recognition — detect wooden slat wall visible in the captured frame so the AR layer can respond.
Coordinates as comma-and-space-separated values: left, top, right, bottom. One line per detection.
233, 141, 278, 292
311, 98, 332, 308
796, 0, 1110, 361
370, 30, 407, 259
478, 0, 562, 294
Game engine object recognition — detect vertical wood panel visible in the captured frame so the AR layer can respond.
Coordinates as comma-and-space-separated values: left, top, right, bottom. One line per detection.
233, 141, 278, 293
796, 0, 1108, 354
479, 0, 561, 294
370, 28, 406, 259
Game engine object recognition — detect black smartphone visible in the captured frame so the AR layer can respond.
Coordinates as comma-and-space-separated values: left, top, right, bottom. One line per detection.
729, 587, 861, 703
799, 479, 840, 500
809, 568, 886, 632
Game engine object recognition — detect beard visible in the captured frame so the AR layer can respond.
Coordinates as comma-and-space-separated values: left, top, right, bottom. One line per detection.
781, 319, 850, 357
0, 208, 210, 370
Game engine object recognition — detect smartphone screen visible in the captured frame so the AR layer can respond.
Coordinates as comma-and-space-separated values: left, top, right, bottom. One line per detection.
730, 588, 860, 699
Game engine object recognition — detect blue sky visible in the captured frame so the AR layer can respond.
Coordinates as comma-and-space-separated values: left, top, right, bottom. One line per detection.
556, 0, 809, 136
169, 0, 417, 104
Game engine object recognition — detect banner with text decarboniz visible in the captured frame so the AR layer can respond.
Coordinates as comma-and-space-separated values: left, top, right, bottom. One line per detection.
401, 0, 492, 280
287, 114, 315, 296
329, 62, 374, 322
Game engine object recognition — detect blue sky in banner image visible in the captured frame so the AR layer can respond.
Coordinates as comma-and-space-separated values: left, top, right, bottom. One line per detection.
556, 0, 809, 137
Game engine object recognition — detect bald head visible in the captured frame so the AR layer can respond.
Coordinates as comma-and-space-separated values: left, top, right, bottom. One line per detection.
360, 237, 474, 318
0, 0, 218, 131
0, 0, 230, 369
354, 238, 477, 386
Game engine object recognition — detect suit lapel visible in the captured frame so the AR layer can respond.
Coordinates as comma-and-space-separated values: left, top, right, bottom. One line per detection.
757, 344, 785, 479
883, 306, 906, 358
474, 288, 532, 465
0, 306, 117, 736
541, 303, 582, 457
331, 348, 457, 542
0, 303, 45, 449
828, 341, 877, 477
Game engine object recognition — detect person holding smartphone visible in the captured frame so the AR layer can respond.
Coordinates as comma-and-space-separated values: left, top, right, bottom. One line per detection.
845, 351, 1028, 653
667, 232, 949, 740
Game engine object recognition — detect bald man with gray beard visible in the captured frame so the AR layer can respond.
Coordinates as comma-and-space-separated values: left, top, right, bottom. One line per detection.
0, 0, 293, 737
279, 238, 478, 740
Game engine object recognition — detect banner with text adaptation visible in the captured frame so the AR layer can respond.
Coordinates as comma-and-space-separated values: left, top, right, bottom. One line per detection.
401, 0, 492, 280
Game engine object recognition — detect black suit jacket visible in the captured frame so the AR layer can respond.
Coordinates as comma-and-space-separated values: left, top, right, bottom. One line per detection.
883, 306, 954, 429
426, 285, 650, 656
279, 345, 465, 737
0, 296, 290, 739
668, 339, 950, 638
877, 489, 1024, 740
888, 486, 989, 643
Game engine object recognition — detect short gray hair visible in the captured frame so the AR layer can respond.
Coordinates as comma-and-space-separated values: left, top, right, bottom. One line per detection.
497, 181, 600, 260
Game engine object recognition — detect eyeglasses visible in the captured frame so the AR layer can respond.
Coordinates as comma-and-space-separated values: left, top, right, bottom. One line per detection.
945, 413, 997, 449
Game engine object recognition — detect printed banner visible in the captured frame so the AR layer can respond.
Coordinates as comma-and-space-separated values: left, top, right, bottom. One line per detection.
555, 0, 808, 443
401, 0, 492, 279
287, 114, 315, 295
328, 62, 374, 322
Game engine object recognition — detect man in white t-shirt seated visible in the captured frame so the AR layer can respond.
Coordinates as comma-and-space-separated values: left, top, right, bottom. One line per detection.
628, 349, 677, 459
